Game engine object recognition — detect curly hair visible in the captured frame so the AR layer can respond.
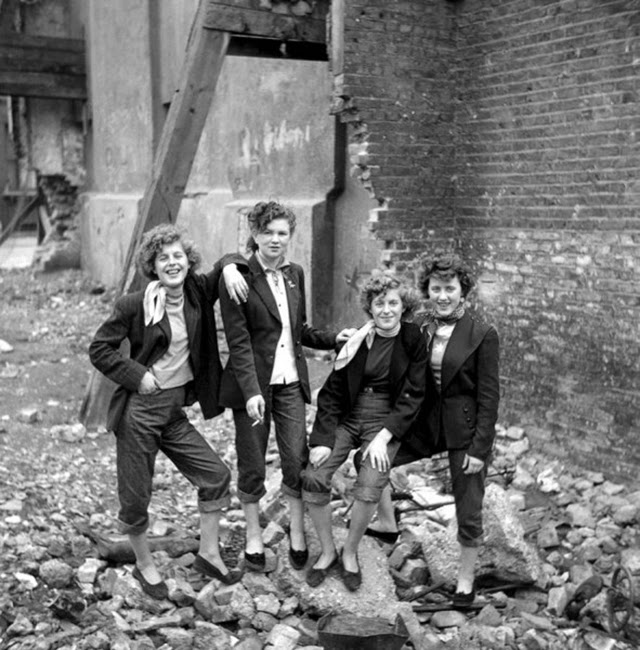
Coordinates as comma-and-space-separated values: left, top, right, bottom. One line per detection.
246, 201, 297, 252
136, 224, 202, 280
418, 250, 475, 298
360, 269, 419, 318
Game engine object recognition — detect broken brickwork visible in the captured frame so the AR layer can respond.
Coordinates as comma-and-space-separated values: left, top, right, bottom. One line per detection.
339, 0, 640, 482
336, 0, 458, 275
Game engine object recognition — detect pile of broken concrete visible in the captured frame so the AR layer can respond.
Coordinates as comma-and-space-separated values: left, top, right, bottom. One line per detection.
2, 420, 639, 650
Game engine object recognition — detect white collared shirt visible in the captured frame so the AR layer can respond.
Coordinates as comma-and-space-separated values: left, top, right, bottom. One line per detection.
256, 253, 299, 385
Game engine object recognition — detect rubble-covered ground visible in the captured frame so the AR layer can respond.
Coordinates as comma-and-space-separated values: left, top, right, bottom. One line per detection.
0, 268, 639, 650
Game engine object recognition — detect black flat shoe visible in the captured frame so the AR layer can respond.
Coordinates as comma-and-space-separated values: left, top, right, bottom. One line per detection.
306, 553, 339, 588
289, 546, 309, 570
451, 589, 475, 609
363, 527, 399, 544
132, 566, 168, 600
284, 524, 308, 570
340, 553, 362, 592
244, 551, 266, 572
194, 554, 243, 585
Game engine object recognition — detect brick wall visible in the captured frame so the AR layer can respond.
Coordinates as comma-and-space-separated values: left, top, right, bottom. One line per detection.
337, 0, 458, 269
340, 0, 640, 482
452, 0, 640, 483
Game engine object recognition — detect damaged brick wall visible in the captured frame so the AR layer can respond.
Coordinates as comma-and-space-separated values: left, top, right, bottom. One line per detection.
453, 0, 640, 482
335, 0, 459, 273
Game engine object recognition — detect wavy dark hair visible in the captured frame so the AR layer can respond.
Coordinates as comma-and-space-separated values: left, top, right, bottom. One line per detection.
246, 201, 297, 252
136, 224, 201, 280
360, 269, 419, 319
418, 250, 475, 298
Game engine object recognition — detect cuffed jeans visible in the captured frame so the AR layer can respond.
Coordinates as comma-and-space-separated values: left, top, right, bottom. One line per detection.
302, 390, 399, 505
116, 386, 231, 535
234, 382, 308, 503
388, 445, 486, 547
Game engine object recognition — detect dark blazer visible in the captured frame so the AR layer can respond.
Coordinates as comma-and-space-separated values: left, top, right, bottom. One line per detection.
404, 311, 500, 461
89, 257, 244, 432
218, 254, 337, 409
310, 321, 428, 449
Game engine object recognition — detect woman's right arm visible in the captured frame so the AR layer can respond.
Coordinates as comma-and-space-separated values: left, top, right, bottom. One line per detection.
88, 298, 148, 391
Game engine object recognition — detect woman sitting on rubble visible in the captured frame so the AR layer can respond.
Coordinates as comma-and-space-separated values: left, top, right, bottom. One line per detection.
89, 224, 249, 599
372, 251, 500, 609
300, 271, 427, 591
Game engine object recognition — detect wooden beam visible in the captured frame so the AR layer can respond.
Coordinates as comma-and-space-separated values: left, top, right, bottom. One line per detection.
204, 0, 328, 43
0, 33, 86, 99
118, 6, 229, 293
0, 71, 86, 99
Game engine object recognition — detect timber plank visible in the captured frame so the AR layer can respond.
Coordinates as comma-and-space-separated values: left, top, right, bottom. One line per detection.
0, 32, 84, 52
0, 34, 85, 98
0, 47, 84, 75
0, 70, 86, 99
206, 0, 329, 21
204, 5, 326, 43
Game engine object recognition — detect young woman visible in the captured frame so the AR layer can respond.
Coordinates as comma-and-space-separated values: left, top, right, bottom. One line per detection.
373, 251, 500, 608
218, 201, 354, 573
300, 271, 427, 590
89, 224, 248, 598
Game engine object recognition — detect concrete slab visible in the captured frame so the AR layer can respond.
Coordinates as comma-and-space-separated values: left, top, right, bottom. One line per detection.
0, 235, 37, 269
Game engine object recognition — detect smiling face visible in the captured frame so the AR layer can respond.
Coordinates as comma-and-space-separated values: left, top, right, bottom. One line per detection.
253, 217, 292, 266
153, 241, 189, 292
370, 288, 404, 331
427, 274, 463, 317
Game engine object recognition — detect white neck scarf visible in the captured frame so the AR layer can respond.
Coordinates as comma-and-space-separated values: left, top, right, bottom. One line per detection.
143, 280, 167, 326
334, 319, 401, 371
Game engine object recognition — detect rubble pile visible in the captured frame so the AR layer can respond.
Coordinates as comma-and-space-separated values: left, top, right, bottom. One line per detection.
1, 414, 638, 650
0, 270, 638, 649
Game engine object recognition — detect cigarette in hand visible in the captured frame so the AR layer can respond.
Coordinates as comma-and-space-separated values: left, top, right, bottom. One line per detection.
252, 419, 262, 427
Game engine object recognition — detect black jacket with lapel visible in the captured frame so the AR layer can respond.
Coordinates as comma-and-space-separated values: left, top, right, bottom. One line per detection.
89, 256, 244, 432
403, 311, 500, 461
218, 254, 337, 409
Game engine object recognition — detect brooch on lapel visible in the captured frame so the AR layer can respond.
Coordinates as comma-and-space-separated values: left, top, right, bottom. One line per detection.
283, 269, 296, 290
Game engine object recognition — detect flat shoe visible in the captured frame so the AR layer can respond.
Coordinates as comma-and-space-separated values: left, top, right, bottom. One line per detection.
363, 527, 399, 544
244, 551, 266, 572
194, 554, 243, 585
132, 566, 168, 600
289, 546, 309, 570
340, 553, 362, 592
306, 553, 339, 588
284, 524, 309, 570
452, 589, 475, 609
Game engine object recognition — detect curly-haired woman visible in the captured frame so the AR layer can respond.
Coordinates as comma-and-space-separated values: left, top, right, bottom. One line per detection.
89, 224, 248, 598
300, 271, 427, 591
218, 201, 355, 574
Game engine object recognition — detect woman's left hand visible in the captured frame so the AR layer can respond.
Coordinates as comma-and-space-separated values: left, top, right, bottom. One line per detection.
336, 327, 357, 343
362, 428, 394, 472
462, 454, 485, 474
223, 264, 249, 305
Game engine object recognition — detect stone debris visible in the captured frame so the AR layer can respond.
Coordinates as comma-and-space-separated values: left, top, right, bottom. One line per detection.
0, 338, 14, 353
1, 416, 639, 649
